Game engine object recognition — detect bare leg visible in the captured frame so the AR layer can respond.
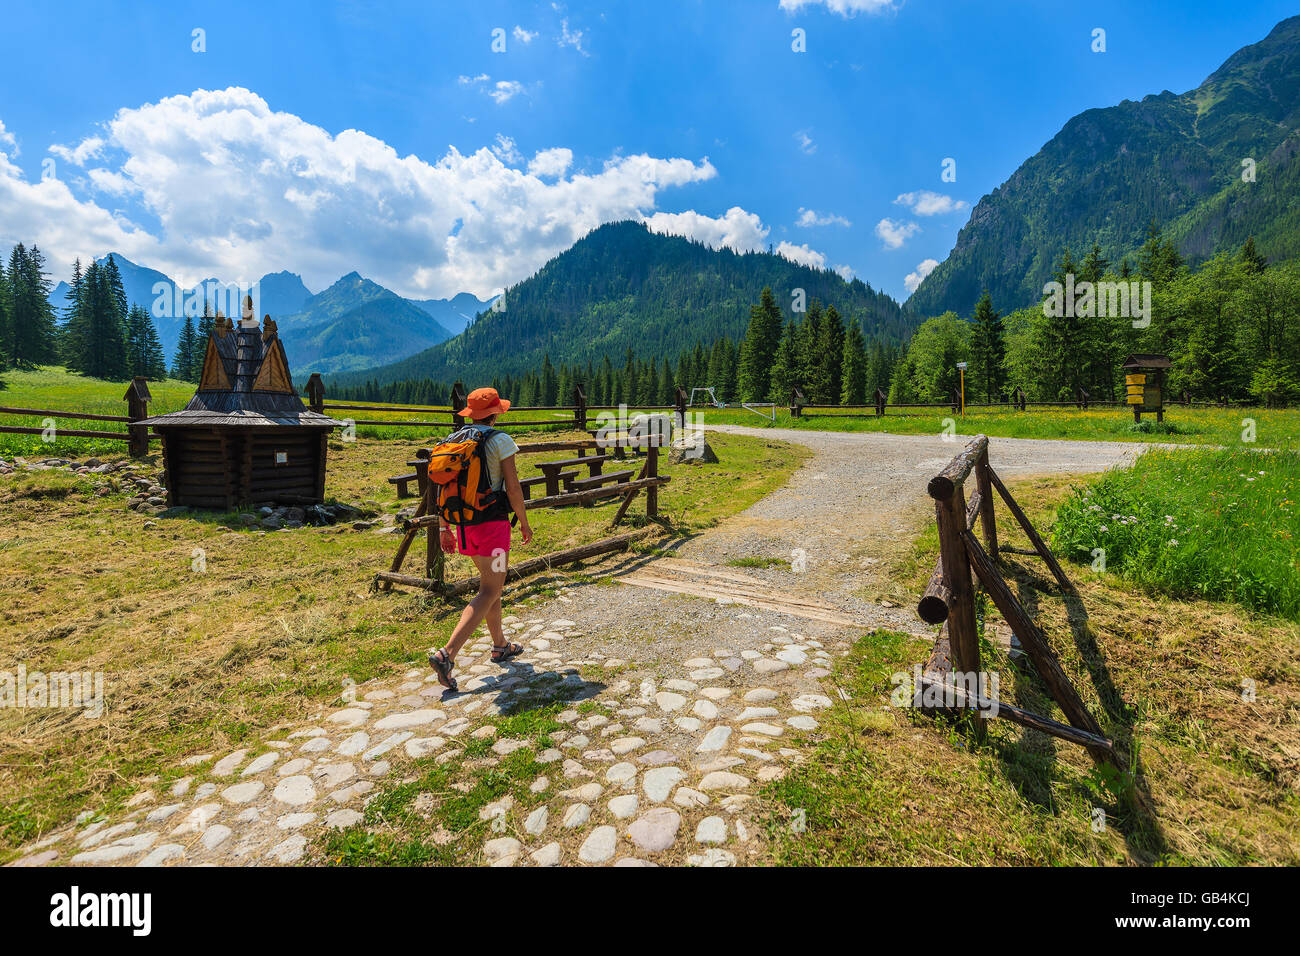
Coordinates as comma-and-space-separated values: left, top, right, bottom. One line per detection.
440, 554, 506, 663
483, 592, 505, 646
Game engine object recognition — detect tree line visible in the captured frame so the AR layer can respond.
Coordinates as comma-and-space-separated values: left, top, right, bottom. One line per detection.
0, 244, 172, 381
889, 228, 1300, 407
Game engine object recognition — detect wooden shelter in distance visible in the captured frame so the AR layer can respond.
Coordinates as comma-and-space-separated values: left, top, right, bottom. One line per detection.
140, 297, 343, 509
1122, 353, 1171, 423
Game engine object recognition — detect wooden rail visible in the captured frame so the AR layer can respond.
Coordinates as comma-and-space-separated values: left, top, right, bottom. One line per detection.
914, 434, 1118, 767
374, 440, 668, 597
0, 377, 156, 457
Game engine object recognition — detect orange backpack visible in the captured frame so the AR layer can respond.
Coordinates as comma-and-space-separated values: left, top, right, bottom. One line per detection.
426, 424, 511, 528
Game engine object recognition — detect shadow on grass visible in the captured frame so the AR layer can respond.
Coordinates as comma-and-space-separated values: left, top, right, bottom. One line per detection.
1010, 557, 1168, 863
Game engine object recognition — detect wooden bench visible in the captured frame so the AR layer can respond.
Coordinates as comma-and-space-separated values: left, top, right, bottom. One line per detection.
535, 455, 610, 495
388, 472, 419, 499
520, 470, 577, 500
570, 469, 635, 492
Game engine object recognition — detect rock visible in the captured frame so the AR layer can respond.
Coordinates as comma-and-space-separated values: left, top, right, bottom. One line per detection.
696, 725, 732, 753
484, 837, 522, 867
609, 736, 645, 755
689, 848, 737, 867
241, 752, 279, 776
791, 693, 833, 712
692, 699, 720, 720
137, 844, 185, 867
212, 749, 249, 776
579, 826, 618, 863
325, 809, 363, 829
608, 794, 639, 819
337, 732, 370, 756
277, 813, 317, 830
698, 771, 750, 791
405, 736, 446, 758
220, 782, 266, 804
627, 807, 681, 852
200, 825, 232, 850
268, 834, 308, 863
744, 688, 779, 702
740, 722, 784, 737
738, 706, 780, 721
642, 766, 686, 802
530, 842, 562, 867
273, 776, 317, 806
605, 762, 637, 785
787, 715, 819, 731
373, 709, 442, 730
669, 434, 719, 464
561, 804, 591, 828
524, 806, 549, 836
71, 832, 159, 864
695, 816, 727, 844
654, 692, 687, 712
753, 658, 790, 674
673, 787, 710, 808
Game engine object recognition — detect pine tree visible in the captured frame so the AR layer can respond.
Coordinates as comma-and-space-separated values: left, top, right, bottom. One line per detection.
737, 287, 783, 402
815, 304, 845, 403
172, 315, 199, 381
767, 320, 800, 403
6, 243, 58, 367
0, 259, 9, 371
60, 258, 89, 372
541, 352, 558, 405
840, 317, 867, 404
969, 291, 1005, 402
1240, 236, 1267, 275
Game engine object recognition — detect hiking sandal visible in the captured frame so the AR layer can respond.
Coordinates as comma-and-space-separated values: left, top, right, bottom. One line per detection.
429, 648, 458, 692
491, 641, 524, 663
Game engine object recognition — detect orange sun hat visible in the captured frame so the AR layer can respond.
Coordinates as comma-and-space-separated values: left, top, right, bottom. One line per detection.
458, 386, 511, 420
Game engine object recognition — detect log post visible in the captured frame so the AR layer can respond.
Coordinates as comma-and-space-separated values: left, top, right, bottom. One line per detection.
124, 377, 152, 458
674, 386, 688, 432
573, 383, 587, 432
450, 381, 467, 429
790, 386, 805, 418
413, 448, 431, 499
974, 444, 998, 559
933, 484, 980, 676
875, 387, 887, 418
305, 373, 325, 413
646, 442, 659, 518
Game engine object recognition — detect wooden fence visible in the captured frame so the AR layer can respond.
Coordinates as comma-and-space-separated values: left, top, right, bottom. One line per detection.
913, 434, 1119, 766
307, 375, 688, 437
789, 385, 1255, 420
0, 378, 156, 456
373, 436, 670, 597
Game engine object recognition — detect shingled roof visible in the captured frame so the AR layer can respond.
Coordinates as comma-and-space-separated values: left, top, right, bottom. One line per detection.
142, 298, 342, 429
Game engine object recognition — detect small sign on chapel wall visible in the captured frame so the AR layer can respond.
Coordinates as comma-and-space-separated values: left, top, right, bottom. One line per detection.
275, 450, 289, 466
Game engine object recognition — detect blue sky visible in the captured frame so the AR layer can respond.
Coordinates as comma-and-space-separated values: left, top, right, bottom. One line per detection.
0, 0, 1295, 305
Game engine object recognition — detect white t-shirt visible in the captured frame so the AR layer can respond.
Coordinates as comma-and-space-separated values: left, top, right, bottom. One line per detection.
482, 429, 519, 491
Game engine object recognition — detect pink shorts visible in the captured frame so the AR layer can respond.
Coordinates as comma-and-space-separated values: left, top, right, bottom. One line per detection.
451, 520, 511, 557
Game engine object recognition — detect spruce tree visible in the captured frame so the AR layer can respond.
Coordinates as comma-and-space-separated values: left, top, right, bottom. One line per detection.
172, 315, 199, 381
969, 291, 1005, 402
737, 287, 782, 402
1240, 236, 1267, 275
840, 317, 867, 404
767, 320, 800, 403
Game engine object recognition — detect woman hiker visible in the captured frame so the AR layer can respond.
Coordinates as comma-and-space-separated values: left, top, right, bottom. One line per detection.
429, 387, 533, 691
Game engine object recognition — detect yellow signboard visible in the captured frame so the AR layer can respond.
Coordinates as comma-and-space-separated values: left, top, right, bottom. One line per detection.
1125, 373, 1146, 386
1126, 394, 1144, 405
1126, 385, 1145, 397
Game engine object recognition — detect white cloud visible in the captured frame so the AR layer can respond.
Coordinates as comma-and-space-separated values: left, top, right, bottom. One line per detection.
893, 190, 967, 216
513, 25, 537, 43
778, 0, 896, 16
0, 120, 17, 158
774, 241, 827, 270
875, 217, 919, 249
794, 130, 816, 155
491, 134, 523, 166
796, 206, 850, 227
0, 87, 718, 298
49, 136, 104, 165
459, 74, 526, 105
558, 19, 588, 55
643, 206, 769, 253
904, 258, 939, 292
834, 264, 854, 280
527, 147, 573, 179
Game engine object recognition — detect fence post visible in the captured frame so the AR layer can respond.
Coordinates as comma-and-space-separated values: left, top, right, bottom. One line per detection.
573, 383, 587, 432
450, 381, 467, 429
790, 386, 805, 418
875, 387, 887, 418
932, 485, 980, 677
674, 386, 688, 432
974, 445, 998, 559
646, 442, 659, 518
124, 377, 152, 458
305, 373, 325, 413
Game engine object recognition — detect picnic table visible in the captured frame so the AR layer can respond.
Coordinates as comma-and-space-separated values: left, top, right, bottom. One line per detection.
534, 454, 611, 496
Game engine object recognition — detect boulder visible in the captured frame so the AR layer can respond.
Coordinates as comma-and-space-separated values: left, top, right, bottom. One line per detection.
669, 433, 718, 464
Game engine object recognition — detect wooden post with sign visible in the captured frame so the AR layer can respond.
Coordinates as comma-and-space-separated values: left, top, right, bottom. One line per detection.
1122, 354, 1171, 424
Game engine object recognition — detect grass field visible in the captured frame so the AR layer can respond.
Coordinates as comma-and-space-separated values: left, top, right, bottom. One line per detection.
683, 403, 1300, 449
0, 429, 807, 859
1054, 448, 1300, 621
755, 473, 1300, 866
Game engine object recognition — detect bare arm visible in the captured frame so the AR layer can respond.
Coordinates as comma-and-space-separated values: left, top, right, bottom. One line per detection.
500, 454, 533, 544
